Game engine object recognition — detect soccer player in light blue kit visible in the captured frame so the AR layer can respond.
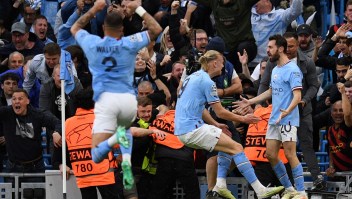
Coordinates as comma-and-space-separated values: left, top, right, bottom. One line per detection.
235, 35, 307, 199
175, 50, 284, 199
70, 0, 162, 190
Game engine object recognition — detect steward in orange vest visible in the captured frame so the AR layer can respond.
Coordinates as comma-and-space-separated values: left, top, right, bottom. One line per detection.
65, 108, 116, 188
56, 88, 120, 199
148, 107, 200, 199
244, 105, 288, 165
149, 110, 184, 149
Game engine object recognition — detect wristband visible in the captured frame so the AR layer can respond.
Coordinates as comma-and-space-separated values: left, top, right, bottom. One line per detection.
222, 89, 226, 97
152, 77, 158, 81
332, 34, 339, 41
135, 6, 147, 17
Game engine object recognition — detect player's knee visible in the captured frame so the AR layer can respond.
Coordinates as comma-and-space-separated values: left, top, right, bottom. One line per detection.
266, 150, 279, 162
283, 149, 296, 161
231, 142, 243, 154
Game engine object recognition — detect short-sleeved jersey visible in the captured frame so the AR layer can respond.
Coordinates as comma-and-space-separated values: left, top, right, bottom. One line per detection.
75, 29, 150, 101
269, 61, 302, 126
175, 70, 220, 136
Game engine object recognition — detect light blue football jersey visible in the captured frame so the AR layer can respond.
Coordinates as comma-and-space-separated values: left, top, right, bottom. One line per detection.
75, 29, 150, 101
175, 70, 220, 136
269, 61, 303, 126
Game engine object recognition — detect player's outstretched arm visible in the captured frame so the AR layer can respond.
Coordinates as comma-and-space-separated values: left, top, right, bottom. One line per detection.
211, 102, 260, 124
233, 89, 272, 109
71, 0, 106, 36
125, 1, 162, 41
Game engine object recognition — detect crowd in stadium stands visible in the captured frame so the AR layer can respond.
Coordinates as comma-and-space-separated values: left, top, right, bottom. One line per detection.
0, 0, 351, 198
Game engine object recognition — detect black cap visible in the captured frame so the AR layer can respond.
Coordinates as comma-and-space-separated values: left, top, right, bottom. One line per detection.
206, 36, 226, 54
296, 24, 312, 36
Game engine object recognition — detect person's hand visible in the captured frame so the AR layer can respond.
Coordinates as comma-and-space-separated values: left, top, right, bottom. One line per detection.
59, 164, 72, 179
179, 19, 190, 35
241, 114, 260, 124
280, 0, 288, 9
313, 36, 323, 49
326, 167, 336, 177
147, 60, 157, 79
92, 0, 106, 12
171, 0, 180, 13
231, 107, 242, 115
160, 55, 171, 66
300, 100, 306, 108
107, 2, 123, 15
337, 82, 345, 94
237, 49, 248, 65
156, 104, 169, 116
125, 1, 140, 16
216, 123, 232, 137
0, 136, 5, 146
186, 1, 197, 13
77, 0, 84, 14
275, 109, 288, 124
325, 96, 331, 106
52, 132, 62, 148
233, 95, 251, 109
13, 0, 24, 8
344, 67, 352, 81
242, 106, 254, 114
336, 24, 352, 38
232, 106, 253, 116
153, 129, 166, 140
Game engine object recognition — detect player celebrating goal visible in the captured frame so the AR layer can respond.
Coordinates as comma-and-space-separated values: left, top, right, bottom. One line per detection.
175, 50, 284, 199
70, 0, 162, 190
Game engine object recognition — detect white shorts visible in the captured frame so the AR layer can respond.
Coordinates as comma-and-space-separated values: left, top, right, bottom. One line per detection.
177, 124, 221, 152
93, 92, 137, 134
266, 124, 297, 142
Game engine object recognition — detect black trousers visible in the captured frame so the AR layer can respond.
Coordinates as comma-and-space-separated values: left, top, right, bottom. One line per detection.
80, 183, 120, 199
298, 114, 321, 181
149, 158, 200, 199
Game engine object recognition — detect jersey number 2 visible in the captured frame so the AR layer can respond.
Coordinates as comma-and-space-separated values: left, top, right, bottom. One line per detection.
103, 57, 117, 72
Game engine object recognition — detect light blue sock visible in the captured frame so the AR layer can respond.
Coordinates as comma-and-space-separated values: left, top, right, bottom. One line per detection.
292, 163, 305, 191
232, 152, 257, 184
119, 128, 133, 156
273, 161, 293, 188
91, 140, 111, 163
217, 152, 232, 178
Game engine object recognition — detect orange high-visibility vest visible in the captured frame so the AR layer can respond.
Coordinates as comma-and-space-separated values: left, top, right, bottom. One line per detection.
149, 110, 184, 149
65, 108, 115, 188
244, 105, 288, 164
